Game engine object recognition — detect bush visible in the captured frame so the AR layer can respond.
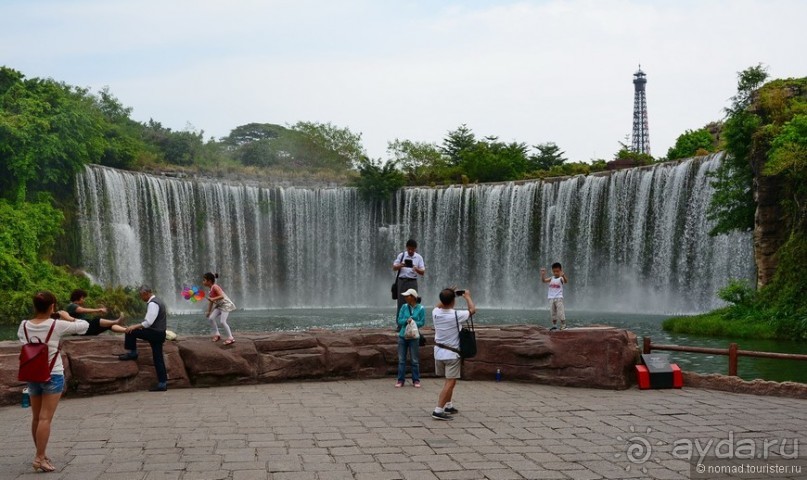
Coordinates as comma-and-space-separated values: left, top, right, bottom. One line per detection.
354, 158, 405, 201
717, 279, 757, 307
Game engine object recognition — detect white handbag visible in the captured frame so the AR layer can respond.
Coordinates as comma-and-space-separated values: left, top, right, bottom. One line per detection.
404, 319, 420, 339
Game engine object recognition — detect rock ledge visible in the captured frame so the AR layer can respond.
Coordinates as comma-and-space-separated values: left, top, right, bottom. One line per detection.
0, 325, 638, 405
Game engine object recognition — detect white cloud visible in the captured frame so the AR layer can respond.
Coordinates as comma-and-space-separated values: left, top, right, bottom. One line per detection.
1, 0, 805, 161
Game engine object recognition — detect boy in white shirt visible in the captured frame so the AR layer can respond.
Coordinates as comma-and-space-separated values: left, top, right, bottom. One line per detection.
541, 262, 569, 331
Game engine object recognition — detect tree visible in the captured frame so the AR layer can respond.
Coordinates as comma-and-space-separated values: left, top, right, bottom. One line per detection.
707, 65, 770, 236
613, 142, 654, 165
290, 121, 365, 169
726, 64, 770, 116
459, 139, 529, 182
140, 120, 205, 166
0, 68, 106, 201
387, 139, 445, 184
528, 142, 567, 171
95, 86, 133, 123
441, 125, 476, 166
766, 113, 807, 229
354, 158, 405, 201
222, 123, 287, 148
666, 128, 716, 160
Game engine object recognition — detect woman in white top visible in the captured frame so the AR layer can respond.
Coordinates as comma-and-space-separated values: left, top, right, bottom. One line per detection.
17, 291, 89, 473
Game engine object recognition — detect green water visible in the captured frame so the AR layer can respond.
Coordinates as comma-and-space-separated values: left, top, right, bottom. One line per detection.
3, 308, 805, 383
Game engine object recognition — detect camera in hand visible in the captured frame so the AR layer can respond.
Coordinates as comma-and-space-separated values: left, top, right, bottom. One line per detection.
404, 259, 413, 268
50, 313, 60, 320
455, 290, 466, 297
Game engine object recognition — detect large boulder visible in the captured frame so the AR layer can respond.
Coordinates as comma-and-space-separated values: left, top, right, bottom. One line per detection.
0, 326, 639, 405
178, 338, 259, 386
462, 326, 638, 389
61, 336, 190, 394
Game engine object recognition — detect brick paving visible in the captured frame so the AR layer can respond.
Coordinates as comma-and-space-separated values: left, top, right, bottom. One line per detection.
0, 379, 805, 479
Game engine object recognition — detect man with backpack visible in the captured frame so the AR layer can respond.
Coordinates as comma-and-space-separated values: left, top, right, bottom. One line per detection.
431, 288, 476, 421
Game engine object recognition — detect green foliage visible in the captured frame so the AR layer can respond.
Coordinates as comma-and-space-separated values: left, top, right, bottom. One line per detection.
0, 198, 145, 323
441, 124, 475, 166
290, 121, 365, 169
387, 139, 446, 185
707, 65, 769, 236
222, 122, 286, 147
389, 125, 607, 185
0, 198, 64, 289
354, 158, 405, 201
666, 128, 717, 160
707, 111, 758, 235
758, 233, 807, 335
0, 67, 106, 201
528, 142, 567, 171
717, 279, 756, 307
614, 146, 654, 165
140, 120, 205, 166
726, 64, 769, 116
459, 139, 529, 182
766, 114, 807, 228
219, 122, 363, 170
662, 309, 777, 340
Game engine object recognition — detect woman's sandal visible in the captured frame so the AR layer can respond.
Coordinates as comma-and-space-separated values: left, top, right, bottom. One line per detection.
32, 458, 55, 472
223, 338, 235, 346
212, 335, 221, 342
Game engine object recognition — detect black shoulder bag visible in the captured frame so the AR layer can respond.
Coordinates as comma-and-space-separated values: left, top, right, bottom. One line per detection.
436, 312, 476, 358
390, 252, 404, 300
456, 311, 477, 359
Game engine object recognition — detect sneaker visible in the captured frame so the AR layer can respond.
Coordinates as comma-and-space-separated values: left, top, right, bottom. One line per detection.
431, 411, 453, 421
413, 381, 421, 388
444, 406, 458, 415
148, 383, 167, 392
117, 352, 138, 361
549, 326, 558, 331
560, 324, 567, 331
395, 381, 404, 388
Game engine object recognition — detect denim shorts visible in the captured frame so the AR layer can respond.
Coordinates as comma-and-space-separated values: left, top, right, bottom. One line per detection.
27, 374, 65, 396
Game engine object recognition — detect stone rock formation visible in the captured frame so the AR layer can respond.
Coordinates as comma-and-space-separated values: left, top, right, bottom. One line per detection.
683, 371, 807, 399
0, 326, 638, 406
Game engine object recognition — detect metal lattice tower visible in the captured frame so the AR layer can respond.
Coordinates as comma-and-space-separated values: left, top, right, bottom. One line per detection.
631, 66, 650, 155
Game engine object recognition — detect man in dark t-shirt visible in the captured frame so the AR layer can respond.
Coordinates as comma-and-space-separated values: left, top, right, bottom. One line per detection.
67, 289, 126, 335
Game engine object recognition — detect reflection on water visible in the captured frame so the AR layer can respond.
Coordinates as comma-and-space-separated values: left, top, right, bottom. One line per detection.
2, 308, 804, 383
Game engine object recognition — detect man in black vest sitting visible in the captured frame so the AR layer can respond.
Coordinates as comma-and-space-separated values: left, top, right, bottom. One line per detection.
118, 285, 169, 392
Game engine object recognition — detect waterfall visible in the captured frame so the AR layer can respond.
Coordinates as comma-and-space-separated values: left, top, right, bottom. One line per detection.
75, 153, 753, 313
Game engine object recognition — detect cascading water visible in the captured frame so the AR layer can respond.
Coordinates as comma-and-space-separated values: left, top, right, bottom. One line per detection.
75, 153, 753, 313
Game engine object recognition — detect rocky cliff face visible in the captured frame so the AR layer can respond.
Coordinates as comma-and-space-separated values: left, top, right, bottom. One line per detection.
753, 174, 786, 287
0, 326, 639, 406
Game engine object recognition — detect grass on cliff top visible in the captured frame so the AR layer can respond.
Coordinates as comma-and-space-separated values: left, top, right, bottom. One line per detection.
663, 308, 779, 340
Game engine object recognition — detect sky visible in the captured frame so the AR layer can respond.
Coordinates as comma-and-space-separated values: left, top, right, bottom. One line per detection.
1, 0, 806, 162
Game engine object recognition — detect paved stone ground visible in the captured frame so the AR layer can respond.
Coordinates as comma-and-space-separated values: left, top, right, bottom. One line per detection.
0, 379, 805, 480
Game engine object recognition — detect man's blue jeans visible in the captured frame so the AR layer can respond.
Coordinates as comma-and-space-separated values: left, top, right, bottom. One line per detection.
397, 336, 420, 383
